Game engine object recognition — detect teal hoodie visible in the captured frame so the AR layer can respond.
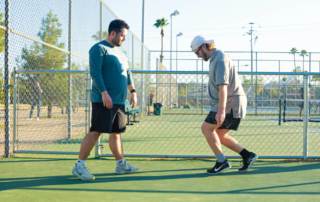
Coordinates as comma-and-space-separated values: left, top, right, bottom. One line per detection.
89, 40, 133, 104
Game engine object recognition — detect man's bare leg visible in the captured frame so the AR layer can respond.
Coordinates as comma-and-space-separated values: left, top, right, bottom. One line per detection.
109, 133, 123, 160
201, 122, 223, 155
72, 131, 101, 181
216, 129, 243, 154
78, 131, 101, 160
109, 133, 141, 174
201, 122, 232, 174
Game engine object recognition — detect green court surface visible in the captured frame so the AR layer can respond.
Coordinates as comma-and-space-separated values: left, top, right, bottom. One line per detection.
0, 154, 320, 202
25, 112, 320, 158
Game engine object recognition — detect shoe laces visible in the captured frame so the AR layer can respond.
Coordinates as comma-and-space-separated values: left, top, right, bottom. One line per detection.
80, 165, 91, 174
240, 158, 250, 167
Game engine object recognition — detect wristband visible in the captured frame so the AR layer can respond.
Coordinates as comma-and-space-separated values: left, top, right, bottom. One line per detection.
130, 89, 136, 93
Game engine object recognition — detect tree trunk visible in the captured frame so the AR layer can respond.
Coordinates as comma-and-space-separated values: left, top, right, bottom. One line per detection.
160, 28, 164, 63
48, 103, 52, 118
294, 54, 296, 69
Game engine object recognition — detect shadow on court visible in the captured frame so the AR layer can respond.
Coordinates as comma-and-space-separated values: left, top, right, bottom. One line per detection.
1, 158, 320, 196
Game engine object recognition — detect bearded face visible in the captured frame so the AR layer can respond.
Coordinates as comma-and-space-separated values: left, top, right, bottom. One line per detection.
111, 28, 127, 47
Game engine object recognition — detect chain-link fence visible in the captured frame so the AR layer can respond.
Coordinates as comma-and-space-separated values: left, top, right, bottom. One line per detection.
97, 72, 320, 159
1, 0, 320, 159
150, 51, 320, 73
0, 0, 150, 157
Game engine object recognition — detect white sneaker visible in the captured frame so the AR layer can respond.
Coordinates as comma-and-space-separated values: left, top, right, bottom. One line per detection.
27, 118, 32, 120
115, 162, 140, 174
72, 163, 95, 181
36, 117, 39, 121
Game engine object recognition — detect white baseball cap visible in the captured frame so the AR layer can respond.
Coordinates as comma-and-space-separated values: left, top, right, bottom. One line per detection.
190, 35, 214, 51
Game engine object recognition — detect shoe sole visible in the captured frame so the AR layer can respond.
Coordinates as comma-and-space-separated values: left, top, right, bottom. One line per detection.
207, 165, 232, 175
238, 155, 258, 172
115, 168, 141, 175
72, 170, 95, 181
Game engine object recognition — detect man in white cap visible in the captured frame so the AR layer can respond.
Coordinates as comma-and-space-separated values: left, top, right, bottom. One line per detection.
191, 35, 258, 175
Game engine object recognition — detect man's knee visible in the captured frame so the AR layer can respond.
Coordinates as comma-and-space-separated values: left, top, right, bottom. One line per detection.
89, 131, 102, 138
110, 133, 121, 138
218, 133, 229, 144
201, 122, 218, 135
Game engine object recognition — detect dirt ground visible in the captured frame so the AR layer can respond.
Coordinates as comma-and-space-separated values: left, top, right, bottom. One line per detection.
0, 104, 88, 156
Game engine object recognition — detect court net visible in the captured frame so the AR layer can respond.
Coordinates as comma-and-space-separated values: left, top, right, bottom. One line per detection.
282, 99, 320, 122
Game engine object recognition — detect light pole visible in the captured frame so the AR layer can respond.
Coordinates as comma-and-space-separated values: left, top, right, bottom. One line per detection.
140, 0, 145, 115
170, 10, 179, 109
243, 22, 260, 109
176, 32, 182, 106
141, 0, 145, 44
176, 32, 183, 69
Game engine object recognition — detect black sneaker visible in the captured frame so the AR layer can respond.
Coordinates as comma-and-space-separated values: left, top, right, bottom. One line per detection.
239, 152, 258, 172
207, 160, 231, 175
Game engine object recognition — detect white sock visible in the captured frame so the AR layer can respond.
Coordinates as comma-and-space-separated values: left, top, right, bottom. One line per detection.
116, 159, 126, 167
76, 159, 86, 167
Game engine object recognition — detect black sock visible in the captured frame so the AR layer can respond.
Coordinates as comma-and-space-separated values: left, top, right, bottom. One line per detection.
240, 148, 251, 159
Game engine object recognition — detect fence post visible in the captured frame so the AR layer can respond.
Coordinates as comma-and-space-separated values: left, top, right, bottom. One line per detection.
13, 71, 17, 152
140, 48, 145, 114
309, 53, 311, 84
85, 75, 88, 134
303, 73, 309, 160
196, 61, 198, 113
15, 76, 20, 151
4, 0, 11, 158
279, 61, 281, 101
255, 52, 257, 115
95, 1, 103, 158
156, 58, 158, 102
278, 99, 281, 126
201, 60, 204, 115
68, 0, 72, 140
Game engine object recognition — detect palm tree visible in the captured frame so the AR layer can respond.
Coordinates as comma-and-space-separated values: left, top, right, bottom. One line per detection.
292, 65, 302, 84
289, 47, 298, 69
91, 31, 108, 41
299, 49, 308, 72
154, 18, 169, 63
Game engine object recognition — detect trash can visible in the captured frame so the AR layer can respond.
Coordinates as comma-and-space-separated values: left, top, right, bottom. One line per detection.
153, 103, 163, 115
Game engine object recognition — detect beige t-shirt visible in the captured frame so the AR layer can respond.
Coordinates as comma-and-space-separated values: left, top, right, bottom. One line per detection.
208, 49, 247, 118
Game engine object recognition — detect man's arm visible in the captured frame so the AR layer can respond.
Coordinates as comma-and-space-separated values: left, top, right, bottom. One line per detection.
89, 46, 112, 108
128, 84, 137, 108
216, 84, 228, 125
37, 86, 43, 94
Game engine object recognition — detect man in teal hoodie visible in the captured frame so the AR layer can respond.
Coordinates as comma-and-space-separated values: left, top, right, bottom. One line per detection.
72, 19, 140, 181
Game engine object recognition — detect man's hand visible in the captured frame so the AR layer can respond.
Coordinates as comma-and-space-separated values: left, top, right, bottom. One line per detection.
130, 92, 137, 108
215, 110, 226, 126
101, 91, 112, 109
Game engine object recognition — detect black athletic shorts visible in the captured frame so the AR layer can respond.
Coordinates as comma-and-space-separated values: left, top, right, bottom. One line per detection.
204, 110, 241, 131
90, 103, 126, 134
300, 101, 304, 108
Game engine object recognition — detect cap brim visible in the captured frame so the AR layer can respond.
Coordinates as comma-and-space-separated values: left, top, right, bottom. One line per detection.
191, 39, 214, 51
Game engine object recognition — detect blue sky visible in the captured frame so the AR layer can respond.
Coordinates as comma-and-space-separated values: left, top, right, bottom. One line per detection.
103, 0, 320, 72
1, 0, 319, 73
103, 0, 320, 52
